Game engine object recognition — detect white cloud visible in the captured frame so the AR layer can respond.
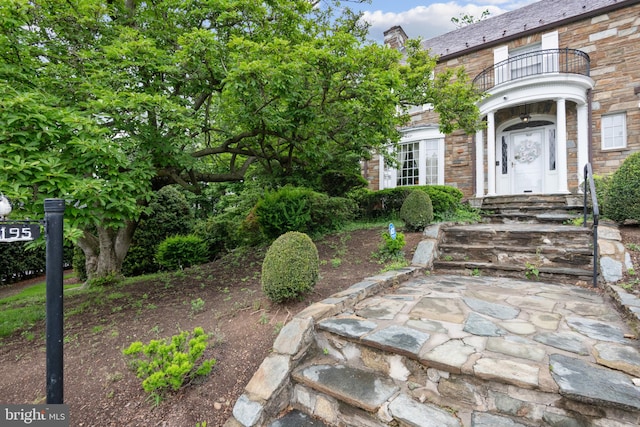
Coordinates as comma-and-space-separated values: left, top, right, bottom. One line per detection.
361, 1, 536, 43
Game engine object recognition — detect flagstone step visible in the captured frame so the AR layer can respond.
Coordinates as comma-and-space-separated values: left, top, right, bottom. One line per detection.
440, 223, 592, 248
432, 261, 594, 284
292, 363, 462, 426
438, 243, 593, 268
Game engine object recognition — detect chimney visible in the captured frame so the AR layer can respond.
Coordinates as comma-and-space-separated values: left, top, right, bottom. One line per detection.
384, 26, 408, 50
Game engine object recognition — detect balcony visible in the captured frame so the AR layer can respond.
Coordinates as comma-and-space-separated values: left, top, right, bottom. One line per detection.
473, 49, 590, 92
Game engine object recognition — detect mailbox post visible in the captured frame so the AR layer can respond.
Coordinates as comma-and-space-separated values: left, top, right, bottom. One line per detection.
45, 199, 65, 404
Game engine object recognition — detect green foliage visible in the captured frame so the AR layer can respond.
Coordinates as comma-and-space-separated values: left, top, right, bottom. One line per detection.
373, 231, 406, 263
0, 236, 74, 285
156, 235, 208, 271
123, 186, 195, 276
525, 262, 540, 280
319, 170, 368, 197
261, 232, 319, 303
123, 327, 216, 402
255, 187, 356, 239
351, 185, 462, 221
0, 0, 480, 281
592, 174, 612, 218
400, 191, 434, 231
606, 152, 640, 223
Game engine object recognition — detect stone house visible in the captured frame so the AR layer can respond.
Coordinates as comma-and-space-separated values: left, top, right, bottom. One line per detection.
364, 0, 640, 201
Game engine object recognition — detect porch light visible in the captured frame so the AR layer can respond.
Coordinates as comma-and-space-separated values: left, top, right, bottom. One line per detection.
520, 105, 531, 123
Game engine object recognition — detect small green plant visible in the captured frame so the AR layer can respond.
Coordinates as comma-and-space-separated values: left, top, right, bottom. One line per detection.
380, 259, 410, 272
628, 268, 636, 276
470, 268, 481, 277
258, 312, 269, 325
330, 258, 342, 268
627, 243, 640, 252
525, 262, 540, 280
123, 327, 216, 404
323, 348, 329, 355
195, 422, 208, 427
190, 298, 205, 313
443, 255, 453, 261
620, 278, 639, 291
373, 230, 406, 264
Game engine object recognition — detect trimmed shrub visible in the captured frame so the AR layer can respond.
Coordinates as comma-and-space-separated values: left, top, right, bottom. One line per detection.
421, 185, 463, 217
400, 190, 434, 231
123, 186, 194, 276
255, 186, 356, 239
261, 231, 319, 303
606, 152, 640, 223
351, 185, 462, 221
592, 174, 612, 218
156, 235, 208, 271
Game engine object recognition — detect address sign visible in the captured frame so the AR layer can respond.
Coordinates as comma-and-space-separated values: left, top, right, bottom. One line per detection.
0, 223, 41, 242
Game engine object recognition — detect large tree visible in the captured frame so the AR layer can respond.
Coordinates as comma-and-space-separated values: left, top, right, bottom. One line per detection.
0, 0, 481, 281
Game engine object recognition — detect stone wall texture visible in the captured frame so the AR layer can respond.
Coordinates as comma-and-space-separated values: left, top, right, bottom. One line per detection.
364, 3, 640, 198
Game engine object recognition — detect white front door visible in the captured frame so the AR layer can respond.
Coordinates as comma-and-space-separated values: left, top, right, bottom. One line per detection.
496, 127, 551, 195
511, 129, 544, 193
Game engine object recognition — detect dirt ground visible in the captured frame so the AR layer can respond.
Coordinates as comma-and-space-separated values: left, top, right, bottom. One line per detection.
1, 224, 639, 427
0, 226, 424, 427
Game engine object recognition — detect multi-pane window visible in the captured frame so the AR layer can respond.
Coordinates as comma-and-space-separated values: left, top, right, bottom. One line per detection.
397, 142, 419, 186
424, 139, 439, 185
602, 113, 627, 150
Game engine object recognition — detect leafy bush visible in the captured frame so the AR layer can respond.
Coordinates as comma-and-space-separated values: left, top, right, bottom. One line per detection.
155, 235, 208, 271
261, 231, 319, 303
421, 186, 463, 219
255, 186, 355, 239
319, 169, 368, 197
592, 174, 612, 218
123, 327, 216, 403
373, 230, 406, 263
606, 152, 640, 223
123, 186, 194, 276
351, 185, 462, 220
400, 190, 434, 231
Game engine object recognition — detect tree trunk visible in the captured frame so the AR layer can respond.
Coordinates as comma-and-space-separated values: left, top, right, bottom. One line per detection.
77, 221, 137, 283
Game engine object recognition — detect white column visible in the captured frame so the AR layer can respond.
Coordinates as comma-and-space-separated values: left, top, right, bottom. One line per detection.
577, 102, 589, 190
475, 128, 485, 198
487, 112, 496, 196
556, 98, 569, 193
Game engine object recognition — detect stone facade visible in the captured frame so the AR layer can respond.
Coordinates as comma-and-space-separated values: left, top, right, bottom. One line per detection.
365, 1, 640, 199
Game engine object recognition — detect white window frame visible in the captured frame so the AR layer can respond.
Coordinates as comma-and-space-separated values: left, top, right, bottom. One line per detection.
380, 127, 445, 189
601, 113, 627, 150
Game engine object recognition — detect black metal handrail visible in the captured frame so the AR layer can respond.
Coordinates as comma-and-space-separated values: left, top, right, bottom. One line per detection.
472, 48, 590, 92
583, 163, 599, 287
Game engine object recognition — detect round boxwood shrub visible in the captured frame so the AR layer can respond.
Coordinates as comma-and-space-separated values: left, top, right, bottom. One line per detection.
261, 232, 319, 303
606, 152, 640, 223
156, 235, 208, 271
400, 190, 434, 231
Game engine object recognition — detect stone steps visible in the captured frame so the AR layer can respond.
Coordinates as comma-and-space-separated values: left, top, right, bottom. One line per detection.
435, 195, 595, 283
275, 275, 640, 427
480, 194, 584, 224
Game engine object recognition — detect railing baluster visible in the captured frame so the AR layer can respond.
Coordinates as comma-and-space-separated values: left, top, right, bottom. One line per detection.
472, 49, 590, 92
583, 163, 600, 288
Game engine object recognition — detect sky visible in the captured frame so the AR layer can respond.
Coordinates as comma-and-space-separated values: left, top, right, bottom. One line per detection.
336, 0, 539, 43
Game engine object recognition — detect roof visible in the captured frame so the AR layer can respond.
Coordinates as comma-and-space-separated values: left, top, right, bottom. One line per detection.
421, 0, 640, 60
